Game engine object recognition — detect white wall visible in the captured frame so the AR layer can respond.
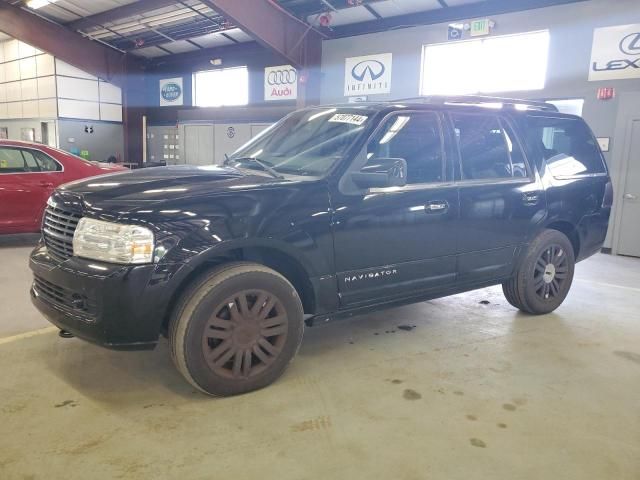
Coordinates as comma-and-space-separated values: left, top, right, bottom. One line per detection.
0, 38, 123, 123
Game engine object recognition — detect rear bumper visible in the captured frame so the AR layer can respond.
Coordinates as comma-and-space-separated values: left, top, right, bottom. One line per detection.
29, 244, 183, 350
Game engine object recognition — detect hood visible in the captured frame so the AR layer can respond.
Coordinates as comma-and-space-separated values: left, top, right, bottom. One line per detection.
58, 165, 293, 215
59, 165, 291, 208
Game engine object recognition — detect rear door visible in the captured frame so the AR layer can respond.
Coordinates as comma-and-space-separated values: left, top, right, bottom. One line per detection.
0, 147, 62, 233
449, 112, 545, 286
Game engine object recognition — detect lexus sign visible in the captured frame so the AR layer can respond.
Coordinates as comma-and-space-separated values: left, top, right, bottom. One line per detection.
589, 24, 640, 81
264, 65, 297, 101
344, 53, 392, 96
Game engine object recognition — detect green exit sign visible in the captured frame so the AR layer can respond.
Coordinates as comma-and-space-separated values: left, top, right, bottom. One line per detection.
470, 19, 491, 37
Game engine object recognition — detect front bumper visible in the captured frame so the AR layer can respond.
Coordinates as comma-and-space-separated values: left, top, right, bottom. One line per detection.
29, 244, 181, 350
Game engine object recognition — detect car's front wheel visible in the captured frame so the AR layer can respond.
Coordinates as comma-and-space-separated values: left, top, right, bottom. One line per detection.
169, 262, 304, 396
503, 229, 575, 315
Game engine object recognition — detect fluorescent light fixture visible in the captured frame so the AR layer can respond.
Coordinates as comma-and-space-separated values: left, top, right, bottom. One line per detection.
27, 0, 58, 9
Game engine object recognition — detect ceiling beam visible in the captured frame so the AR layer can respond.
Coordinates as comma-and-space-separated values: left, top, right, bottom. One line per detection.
330, 0, 589, 37
67, 0, 179, 31
0, 2, 134, 86
199, 0, 325, 70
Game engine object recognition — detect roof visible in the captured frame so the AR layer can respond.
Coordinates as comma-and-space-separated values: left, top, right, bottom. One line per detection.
10, 0, 586, 59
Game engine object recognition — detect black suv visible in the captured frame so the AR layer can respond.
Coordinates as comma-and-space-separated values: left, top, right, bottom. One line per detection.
30, 96, 613, 396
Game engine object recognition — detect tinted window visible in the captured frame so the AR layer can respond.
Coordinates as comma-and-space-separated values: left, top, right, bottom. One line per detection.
33, 151, 62, 172
527, 116, 605, 177
452, 113, 527, 180
230, 108, 372, 176
0, 148, 27, 173
368, 112, 444, 184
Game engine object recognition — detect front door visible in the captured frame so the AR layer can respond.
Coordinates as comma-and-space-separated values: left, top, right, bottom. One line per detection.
449, 112, 545, 286
617, 119, 640, 257
331, 111, 459, 308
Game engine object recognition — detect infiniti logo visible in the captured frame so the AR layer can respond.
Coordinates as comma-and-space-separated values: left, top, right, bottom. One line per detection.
620, 32, 640, 55
351, 60, 385, 81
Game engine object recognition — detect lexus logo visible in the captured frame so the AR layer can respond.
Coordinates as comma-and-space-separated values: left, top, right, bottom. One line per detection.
620, 32, 640, 55
351, 60, 385, 81
267, 68, 297, 86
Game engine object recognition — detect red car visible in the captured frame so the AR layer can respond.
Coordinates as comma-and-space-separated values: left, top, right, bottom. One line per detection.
0, 140, 126, 234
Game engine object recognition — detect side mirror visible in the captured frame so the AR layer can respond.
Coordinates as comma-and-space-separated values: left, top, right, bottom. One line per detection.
351, 158, 407, 189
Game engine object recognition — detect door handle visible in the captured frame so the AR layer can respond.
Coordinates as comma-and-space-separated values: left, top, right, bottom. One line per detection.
425, 200, 448, 213
522, 192, 540, 205
39, 181, 54, 188
623, 193, 637, 200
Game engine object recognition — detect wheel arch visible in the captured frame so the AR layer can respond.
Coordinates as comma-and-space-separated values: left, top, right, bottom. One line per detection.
543, 219, 580, 259
161, 240, 318, 333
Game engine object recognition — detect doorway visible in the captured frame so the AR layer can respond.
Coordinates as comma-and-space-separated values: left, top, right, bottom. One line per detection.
616, 118, 640, 257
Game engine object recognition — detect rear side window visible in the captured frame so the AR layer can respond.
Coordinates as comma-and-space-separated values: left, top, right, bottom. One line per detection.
33, 151, 62, 172
0, 148, 27, 173
451, 113, 528, 181
527, 116, 606, 177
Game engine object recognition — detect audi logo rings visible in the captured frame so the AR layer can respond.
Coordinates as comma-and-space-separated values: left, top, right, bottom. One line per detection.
267, 69, 297, 86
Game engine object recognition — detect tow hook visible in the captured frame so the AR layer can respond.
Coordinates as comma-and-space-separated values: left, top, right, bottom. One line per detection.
58, 330, 74, 339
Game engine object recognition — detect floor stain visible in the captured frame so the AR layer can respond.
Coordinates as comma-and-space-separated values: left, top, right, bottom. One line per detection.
453, 391, 464, 396
513, 398, 527, 406
469, 438, 487, 448
391, 379, 403, 384
503, 403, 517, 411
613, 351, 640, 365
497, 423, 508, 429
397, 325, 417, 331
466, 414, 478, 421
403, 389, 422, 400
479, 300, 491, 305
290, 416, 332, 433
142, 404, 165, 409
54, 400, 78, 408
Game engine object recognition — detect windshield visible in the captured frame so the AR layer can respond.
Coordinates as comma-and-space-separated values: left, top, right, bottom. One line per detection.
228, 108, 374, 176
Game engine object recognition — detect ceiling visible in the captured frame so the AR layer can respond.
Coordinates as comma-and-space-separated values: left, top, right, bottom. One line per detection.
3, 0, 580, 59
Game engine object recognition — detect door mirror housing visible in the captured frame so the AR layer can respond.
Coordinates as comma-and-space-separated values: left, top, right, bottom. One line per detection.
351, 158, 407, 189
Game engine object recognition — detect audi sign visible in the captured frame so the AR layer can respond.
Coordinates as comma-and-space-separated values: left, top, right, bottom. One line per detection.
265, 65, 298, 101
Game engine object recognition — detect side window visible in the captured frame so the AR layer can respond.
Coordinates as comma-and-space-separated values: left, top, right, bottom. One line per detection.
33, 151, 62, 172
22, 150, 40, 171
368, 112, 444, 184
527, 116, 606, 177
502, 123, 528, 178
452, 113, 527, 181
0, 148, 27, 173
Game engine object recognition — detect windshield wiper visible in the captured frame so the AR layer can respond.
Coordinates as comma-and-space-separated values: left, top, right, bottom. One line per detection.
231, 157, 284, 179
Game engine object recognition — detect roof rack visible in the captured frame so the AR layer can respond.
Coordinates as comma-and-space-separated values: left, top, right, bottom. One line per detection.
392, 95, 559, 112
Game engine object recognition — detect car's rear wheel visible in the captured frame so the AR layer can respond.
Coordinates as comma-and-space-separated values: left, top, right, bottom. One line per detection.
503, 229, 575, 315
169, 262, 304, 396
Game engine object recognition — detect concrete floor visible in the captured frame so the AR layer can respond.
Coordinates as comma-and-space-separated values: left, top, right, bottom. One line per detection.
1, 237, 639, 479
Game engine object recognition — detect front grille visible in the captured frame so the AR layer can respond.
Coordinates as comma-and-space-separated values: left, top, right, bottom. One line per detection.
42, 204, 82, 261
33, 275, 97, 322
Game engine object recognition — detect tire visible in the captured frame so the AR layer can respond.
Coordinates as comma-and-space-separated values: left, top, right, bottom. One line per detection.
169, 262, 304, 396
502, 229, 575, 315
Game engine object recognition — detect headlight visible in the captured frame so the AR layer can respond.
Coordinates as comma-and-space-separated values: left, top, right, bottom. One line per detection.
73, 218, 155, 264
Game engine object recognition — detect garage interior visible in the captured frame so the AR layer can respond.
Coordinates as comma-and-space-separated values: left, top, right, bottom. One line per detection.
1, 0, 639, 478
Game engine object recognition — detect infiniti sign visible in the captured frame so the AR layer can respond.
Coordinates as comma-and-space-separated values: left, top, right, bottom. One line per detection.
344, 53, 392, 96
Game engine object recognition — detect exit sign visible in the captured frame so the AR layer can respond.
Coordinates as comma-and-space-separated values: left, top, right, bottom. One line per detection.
470, 19, 491, 37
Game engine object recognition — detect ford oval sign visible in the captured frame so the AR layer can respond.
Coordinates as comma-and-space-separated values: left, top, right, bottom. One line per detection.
159, 77, 184, 106
161, 82, 182, 102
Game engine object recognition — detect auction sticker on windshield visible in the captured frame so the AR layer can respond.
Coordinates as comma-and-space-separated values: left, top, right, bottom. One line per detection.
328, 114, 369, 125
